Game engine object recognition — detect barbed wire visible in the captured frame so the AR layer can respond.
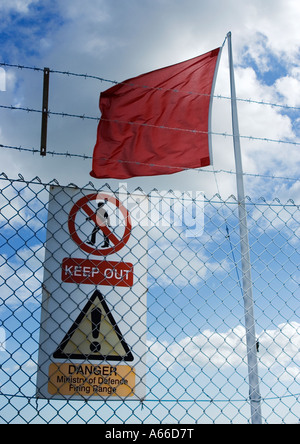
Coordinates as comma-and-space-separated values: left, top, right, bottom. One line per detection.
0, 143, 91, 159
1, 104, 300, 148
0, 143, 299, 183
0, 104, 100, 121
1, 61, 300, 112
1, 63, 299, 185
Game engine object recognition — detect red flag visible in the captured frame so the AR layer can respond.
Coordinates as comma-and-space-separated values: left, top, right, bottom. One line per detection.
90, 48, 220, 179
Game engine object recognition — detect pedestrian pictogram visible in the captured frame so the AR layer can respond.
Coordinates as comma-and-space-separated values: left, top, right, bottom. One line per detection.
53, 290, 134, 361
86, 198, 110, 248
68, 193, 132, 256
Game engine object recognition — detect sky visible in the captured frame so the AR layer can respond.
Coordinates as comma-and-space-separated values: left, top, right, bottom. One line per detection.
0, 0, 299, 424
0, 0, 299, 199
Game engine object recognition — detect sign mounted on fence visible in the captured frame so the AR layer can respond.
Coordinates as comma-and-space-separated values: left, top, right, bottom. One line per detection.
37, 186, 148, 401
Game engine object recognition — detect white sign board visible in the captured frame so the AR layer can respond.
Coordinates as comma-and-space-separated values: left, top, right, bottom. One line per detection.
37, 186, 148, 400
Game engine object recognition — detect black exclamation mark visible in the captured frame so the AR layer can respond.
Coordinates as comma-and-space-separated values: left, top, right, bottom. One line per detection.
90, 307, 102, 353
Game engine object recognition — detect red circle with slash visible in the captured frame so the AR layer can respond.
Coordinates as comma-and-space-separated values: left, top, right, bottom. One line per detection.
68, 193, 132, 256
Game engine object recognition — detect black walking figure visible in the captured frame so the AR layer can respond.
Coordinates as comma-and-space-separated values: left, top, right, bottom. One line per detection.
86, 199, 110, 248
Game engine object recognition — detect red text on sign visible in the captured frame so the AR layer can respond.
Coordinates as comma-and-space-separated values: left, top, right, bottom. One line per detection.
61, 258, 134, 287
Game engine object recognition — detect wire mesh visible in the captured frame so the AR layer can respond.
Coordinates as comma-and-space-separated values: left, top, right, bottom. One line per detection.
0, 174, 299, 423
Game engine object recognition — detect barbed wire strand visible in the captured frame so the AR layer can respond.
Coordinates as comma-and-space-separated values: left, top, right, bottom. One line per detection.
0, 143, 299, 183
1, 61, 300, 112
1, 104, 300, 148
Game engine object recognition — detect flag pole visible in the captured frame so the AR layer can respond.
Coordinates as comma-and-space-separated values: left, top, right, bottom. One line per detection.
227, 31, 262, 424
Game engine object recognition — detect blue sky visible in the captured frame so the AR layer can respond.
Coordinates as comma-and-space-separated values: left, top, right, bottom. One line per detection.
0, 0, 299, 424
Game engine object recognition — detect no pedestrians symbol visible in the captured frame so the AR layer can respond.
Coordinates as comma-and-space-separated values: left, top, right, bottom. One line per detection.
68, 193, 132, 256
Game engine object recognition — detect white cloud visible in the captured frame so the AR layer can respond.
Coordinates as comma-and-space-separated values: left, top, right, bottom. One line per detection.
0, 244, 45, 305
0, 0, 300, 199
147, 322, 300, 378
0, 326, 6, 352
233, 0, 300, 65
258, 322, 300, 368
148, 223, 231, 288
0, 181, 48, 230
275, 73, 300, 108
0, 0, 39, 14
0, 67, 6, 91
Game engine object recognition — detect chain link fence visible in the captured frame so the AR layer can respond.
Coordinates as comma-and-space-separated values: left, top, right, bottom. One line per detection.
0, 173, 299, 423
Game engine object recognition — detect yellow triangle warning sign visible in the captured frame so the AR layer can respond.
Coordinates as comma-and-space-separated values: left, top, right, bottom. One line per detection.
53, 290, 133, 361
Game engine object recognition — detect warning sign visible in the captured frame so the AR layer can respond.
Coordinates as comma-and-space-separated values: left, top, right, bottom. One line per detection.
36, 186, 148, 401
53, 290, 134, 361
68, 192, 132, 256
48, 363, 135, 397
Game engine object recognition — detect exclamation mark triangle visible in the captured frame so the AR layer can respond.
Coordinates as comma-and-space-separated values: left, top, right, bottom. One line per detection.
53, 290, 133, 361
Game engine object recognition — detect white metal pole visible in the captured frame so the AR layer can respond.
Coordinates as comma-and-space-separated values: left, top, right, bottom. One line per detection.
227, 31, 262, 424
